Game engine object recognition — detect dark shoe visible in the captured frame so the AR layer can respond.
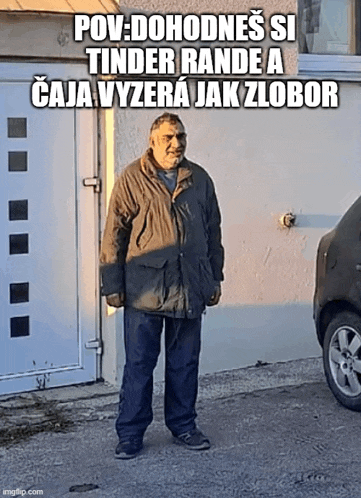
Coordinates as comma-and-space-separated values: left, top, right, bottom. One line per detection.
173, 428, 211, 450
115, 437, 143, 460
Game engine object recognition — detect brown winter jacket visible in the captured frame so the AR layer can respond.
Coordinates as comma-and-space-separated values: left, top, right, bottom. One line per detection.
100, 149, 224, 318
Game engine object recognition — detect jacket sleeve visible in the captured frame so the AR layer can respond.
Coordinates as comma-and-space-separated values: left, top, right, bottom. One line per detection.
99, 171, 138, 296
206, 176, 224, 283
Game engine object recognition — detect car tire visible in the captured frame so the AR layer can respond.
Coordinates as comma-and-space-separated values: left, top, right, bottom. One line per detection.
323, 311, 361, 411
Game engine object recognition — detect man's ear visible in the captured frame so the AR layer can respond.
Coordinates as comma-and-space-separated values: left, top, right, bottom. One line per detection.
149, 135, 155, 149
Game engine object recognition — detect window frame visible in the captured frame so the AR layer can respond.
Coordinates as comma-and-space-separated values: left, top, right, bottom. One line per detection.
298, 0, 361, 77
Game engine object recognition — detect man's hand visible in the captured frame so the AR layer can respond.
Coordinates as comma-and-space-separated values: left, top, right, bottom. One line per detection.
207, 284, 221, 306
106, 293, 125, 308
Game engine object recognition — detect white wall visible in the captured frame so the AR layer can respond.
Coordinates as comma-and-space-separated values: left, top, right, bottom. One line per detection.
113, 82, 361, 380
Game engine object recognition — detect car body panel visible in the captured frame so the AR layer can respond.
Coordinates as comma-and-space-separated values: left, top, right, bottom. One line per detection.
314, 195, 361, 345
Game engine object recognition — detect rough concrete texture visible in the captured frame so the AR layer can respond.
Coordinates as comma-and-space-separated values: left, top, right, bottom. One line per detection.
2, 357, 361, 497
0, 357, 323, 438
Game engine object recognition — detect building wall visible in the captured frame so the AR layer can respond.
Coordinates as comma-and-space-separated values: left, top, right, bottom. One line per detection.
0, 13, 88, 59
2, 5, 358, 385
114, 81, 361, 380
117, 0, 298, 75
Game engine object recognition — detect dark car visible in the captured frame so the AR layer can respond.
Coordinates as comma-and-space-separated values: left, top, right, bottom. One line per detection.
314, 195, 361, 411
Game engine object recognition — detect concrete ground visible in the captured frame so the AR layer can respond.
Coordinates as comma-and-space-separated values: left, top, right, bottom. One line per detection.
1, 357, 361, 498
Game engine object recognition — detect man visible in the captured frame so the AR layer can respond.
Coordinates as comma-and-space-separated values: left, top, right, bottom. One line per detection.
100, 112, 224, 459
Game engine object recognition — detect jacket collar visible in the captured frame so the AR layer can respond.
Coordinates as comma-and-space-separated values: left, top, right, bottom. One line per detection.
141, 149, 193, 189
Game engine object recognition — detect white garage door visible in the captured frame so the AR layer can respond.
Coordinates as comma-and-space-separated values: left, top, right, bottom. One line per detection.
0, 63, 99, 394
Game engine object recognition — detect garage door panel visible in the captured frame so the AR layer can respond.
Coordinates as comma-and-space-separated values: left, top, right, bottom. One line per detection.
0, 63, 98, 393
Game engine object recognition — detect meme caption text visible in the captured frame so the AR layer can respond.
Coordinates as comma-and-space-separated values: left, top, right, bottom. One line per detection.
31, 12, 338, 109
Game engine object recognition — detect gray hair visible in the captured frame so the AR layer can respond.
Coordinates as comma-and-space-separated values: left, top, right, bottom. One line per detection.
149, 113, 185, 137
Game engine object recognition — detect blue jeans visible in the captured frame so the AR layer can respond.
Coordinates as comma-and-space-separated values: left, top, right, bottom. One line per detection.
116, 307, 202, 440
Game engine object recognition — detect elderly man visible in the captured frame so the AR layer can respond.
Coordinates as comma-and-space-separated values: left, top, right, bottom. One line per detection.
100, 112, 224, 459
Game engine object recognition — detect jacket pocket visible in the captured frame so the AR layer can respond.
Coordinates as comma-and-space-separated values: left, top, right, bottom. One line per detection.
125, 257, 167, 311
198, 257, 217, 302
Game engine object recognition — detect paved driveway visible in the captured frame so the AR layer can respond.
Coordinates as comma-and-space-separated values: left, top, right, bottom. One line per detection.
1, 358, 360, 498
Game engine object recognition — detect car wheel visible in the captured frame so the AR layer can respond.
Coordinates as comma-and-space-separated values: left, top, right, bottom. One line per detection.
323, 311, 361, 411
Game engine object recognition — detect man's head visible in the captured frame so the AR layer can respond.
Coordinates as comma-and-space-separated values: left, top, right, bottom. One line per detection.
149, 113, 187, 170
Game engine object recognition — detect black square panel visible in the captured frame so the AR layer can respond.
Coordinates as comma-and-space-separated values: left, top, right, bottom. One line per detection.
9, 234, 29, 255
10, 316, 30, 337
9, 200, 28, 221
8, 151, 27, 172
8, 118, 27, 138
10, 283, 29, 304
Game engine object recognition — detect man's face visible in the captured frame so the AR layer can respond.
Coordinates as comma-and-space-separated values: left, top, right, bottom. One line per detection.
150, 121, 187, 170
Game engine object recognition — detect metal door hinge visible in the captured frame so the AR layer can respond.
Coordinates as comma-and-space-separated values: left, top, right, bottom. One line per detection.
83, 177, 101, 193
85, 339, 103, 355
